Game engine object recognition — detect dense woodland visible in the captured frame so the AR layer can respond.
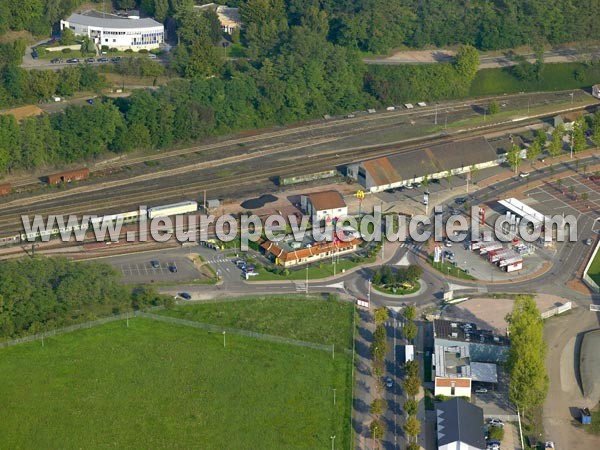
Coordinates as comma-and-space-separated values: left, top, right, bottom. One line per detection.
0, 1, 599, 175
0, 257, 171, 338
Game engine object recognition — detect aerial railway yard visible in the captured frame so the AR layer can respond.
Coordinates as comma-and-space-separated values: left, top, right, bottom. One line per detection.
0, 90, 597, 242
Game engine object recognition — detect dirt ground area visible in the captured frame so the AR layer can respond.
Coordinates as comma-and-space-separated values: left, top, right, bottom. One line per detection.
443, 294, 570, 334
0, 105, 44, 122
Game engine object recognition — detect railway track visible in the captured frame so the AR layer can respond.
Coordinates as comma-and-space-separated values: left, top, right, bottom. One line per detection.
0, 95, 597, 237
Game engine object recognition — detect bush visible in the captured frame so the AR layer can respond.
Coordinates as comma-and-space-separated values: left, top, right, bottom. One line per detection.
138, 48, 149, 54
109, 48, 118, 53
488, 425, 504, 441
404, 399, 418, 415
61, 48, 72, 53
124, 49, 133, 53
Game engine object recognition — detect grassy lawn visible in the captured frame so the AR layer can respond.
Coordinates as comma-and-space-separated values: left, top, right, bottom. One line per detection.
251, 258, 372, 281
160, 295, 355, 351
470, 62, 600, 96
586, 249, 600, 285
0, 317, 352, 450
427, 256, 476, 280
586, 403, 600, 435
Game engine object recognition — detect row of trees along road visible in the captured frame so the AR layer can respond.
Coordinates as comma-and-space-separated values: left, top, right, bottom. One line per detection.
369, 307, 389, 448
506, 295, 549, 416
506, 111, 600, 174
401, 305, 421, 449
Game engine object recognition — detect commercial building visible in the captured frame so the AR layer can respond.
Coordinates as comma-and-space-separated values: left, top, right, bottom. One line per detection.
300, 190, 347, 222
434, 319, 510, 363
60, 11, 164, 51
436, 397, 486, 450
345, 137, 499, 193
260, 234, 360, 268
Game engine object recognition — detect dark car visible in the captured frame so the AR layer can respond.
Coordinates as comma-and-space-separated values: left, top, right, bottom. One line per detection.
97, 57, 109, 62
31, 49, 38, 59
87, 98, 95, 105
455, 197, 467, 204
50, 58, 60, 63
66, 58, 79, 63
169, 265, 178, 273
111, 56, 121, 63
86, 57, 95, 63
179, 292, 191, 300
150, 260, 160, 269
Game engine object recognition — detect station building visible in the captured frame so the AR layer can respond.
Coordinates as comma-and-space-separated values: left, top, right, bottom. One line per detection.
345, 137, 500, 193
300, 190, 347, 223
60, 11, 164, 51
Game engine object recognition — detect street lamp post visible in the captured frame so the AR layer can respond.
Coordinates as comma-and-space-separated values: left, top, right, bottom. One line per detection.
331, 435, 336, 450
333, 388, 336, 405
223, 331, 226, 348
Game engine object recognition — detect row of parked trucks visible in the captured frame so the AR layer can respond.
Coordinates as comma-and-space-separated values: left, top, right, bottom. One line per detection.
468, 239, 526, 273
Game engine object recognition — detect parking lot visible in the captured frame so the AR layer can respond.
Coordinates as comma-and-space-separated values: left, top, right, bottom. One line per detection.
526, 174, 600, 218
102, 251, 202, 284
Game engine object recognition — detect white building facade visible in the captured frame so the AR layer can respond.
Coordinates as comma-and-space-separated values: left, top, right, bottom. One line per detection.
60, 12, 164, 51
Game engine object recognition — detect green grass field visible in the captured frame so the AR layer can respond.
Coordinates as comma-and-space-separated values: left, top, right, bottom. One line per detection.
427, 256, 476, 280
470, 62, 600, 97
159, 295, 355, 351
251, 258, 374, 281
586, 249, 600, 285
0, 315, 352, 449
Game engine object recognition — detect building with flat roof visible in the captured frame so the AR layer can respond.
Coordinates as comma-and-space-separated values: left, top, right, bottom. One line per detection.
60, 11, 164, 51
436, 398, 485, 450
345, 137, 499, 192
434, 319, 509, 363
300, 190, 347, 222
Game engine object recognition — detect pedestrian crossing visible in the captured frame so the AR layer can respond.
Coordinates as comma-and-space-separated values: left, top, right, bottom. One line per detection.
208, 258, 231, 264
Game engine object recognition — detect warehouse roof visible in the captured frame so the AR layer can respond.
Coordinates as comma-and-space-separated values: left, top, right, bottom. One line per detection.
357, 137, 498, 186
304, 190, 346, 211
434, 319, 510, 347
64, 12, 162, 29
437, 398, 485, 448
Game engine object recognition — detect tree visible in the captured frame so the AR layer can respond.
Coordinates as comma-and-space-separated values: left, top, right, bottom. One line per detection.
445, 169, 452, 185
370, 419, 386, 441
115, 0, 137, 9
549, 125, 564, 157
60, 27, 76, 45
404, 398, 418, 415
405, 265, 423, 283
488, 425, 504, 441
582, 192, 589, 202
403, 375, 421, 397
488, 100, 499, 115
506, 144, 522, 173
370, 398, 387, 415
535, 128, 547, 148
454, 45, 480, 81
403, 321, 417, 342
507, 295, 549, 415
406, 443, 421, 450
403, 415, 421, 438
374, 307, 388, 325
405, 360, 419, 378
403, 305, 416, 321
572, 117, 587, 153
527, 141, 542, 166
469, 164, 479, 183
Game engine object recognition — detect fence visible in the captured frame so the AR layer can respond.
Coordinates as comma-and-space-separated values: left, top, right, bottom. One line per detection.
137, 312, 340, 354
0, 307, 165, 349
582, 240, 600, 293
541, 301, 572, 319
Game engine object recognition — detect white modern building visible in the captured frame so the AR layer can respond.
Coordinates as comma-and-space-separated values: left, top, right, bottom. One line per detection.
60, 11, 164, 51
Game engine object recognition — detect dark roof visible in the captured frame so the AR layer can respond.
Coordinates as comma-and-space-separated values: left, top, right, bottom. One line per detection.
363, 156, 400, 185
434, 319, 510, 347
437, 398, 485, 449
430, 137, 497, 171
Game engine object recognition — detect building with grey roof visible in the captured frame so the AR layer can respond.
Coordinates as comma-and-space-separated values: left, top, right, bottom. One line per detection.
434, 319, 509, 363
436, 397, 485, 450
345, 137, 500, 192
60, 11, 164, 51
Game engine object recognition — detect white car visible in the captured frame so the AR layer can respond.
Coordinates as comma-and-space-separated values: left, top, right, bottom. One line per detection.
488, 418, 504, 427
475, 388, 488, 393
444, 241, 452, 247
519, 171, 530, 178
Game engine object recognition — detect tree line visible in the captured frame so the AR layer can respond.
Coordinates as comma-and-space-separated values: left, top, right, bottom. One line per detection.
0, 257, 172, 339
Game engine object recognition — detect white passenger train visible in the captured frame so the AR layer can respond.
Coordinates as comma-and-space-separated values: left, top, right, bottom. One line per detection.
0, 201, 198, 246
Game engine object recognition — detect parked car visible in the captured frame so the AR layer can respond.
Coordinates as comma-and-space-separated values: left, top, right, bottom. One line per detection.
584, 238, 593, 246
444, 240, 452, 247
147, 54, 157, 59
50, 58, 61, 63
97, 57, 109, 62
179, 292, 191, 300
385, 377, 393, 388
169, 265, 177, 273
87, 98, 95, 105
450, 209, 462, 215
405, 183, 414, 190
475, 388, 488, 393
244, 271, 259, 278
86, 57, 95, 63
150, 260, 160, 268
455, 197, 467, 204
519, 171, 530, 178
111, 56, 121, 62
488, 418, 504, 427
66, 58, 79, 63
31, 49, 38, 59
